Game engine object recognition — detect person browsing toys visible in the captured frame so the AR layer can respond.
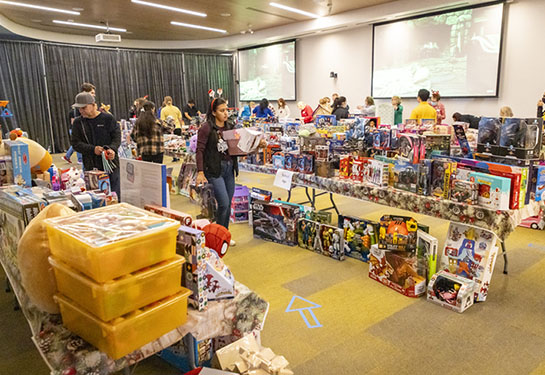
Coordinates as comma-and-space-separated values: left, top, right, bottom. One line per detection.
71, 92, 121, 198
409, 89, 437, 124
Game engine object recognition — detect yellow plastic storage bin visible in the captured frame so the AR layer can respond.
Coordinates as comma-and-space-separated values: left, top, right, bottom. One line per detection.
49, 255, 185, 321
55, 288, 192, 360
44, 203, 180, 282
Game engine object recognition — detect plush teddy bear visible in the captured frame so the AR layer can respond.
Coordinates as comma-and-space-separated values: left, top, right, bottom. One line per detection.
66, 167, 86, 191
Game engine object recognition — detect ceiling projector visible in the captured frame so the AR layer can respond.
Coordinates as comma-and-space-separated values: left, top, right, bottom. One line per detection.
95, 33, 121, 43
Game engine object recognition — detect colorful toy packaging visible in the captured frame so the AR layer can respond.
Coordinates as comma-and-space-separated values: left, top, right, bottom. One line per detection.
452, 123, 474, 158
378, 215, 418, 252
368, 245, 427, 298
533, 165, 545, 202
398, 134, 422, 164
272, 153, 285, 169
440, 223, 498, 302
316, 224, 345, 261
177, 226, 208, 311
339, 156, 352, 179
427, 271, 476, 313
477, 117, 502, 155
300, 153, 314, 174
315, 145, 329, 162
469, 171, 511, 210
316, 115, 337, 127
417, 160, 432, 196
423, 134, 451, 158
351, 159, 365, 183
203, 249, 235, 301
284, 153, 298, 172
3, 140, 31, 187
297, 218, 319, 251
283, 122, 300, 136
393, 159, 419, 193
252, 201, 300, 246
305, 209, 332, 224
338, 215, 377, 262
450, 180, 479, 205
431, 159, 456, 199
84, 169, 111, 194
498, 117, 543, 159
366, 160, 389, 187
416, 230, 438, 283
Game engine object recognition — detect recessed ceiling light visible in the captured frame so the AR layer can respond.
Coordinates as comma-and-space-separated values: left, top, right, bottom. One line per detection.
0, 0, 80, 15
131, 0, 206, 17
220, 13, 231, 17
72, 7, 84, 11
269, 2, 320, 18
171, 21, 226, 33
53, 20, 127, 32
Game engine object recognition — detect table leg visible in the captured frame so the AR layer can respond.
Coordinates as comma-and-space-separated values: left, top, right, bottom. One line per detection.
5, 278, 10, 293
501, 241, 508, 275
306, 188, 315, 209
329, 193, 339, 215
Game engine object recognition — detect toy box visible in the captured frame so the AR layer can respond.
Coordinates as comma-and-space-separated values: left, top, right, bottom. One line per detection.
499, 117, 543, 159
339, 156, 352, 179
489, 170, 521, 209
204, 248, 235, 301
431, 159, 456, 199
298, 153, 314, 174
146, 204, 193, 226
398, 134, 422, 164
0, 186, 46, 225
316, 115, 337, 127
283, 122, 300, 136
351, 159, 365, 183
450, 180, 478, 205
230, 185, 249, 223
177, 226, 208, 311
469, 172, 511, 210
378, 215, 418, 252
368, 245, 427, 298
272, 153, 285, 169
533, 165, 545, 202
3, 140, 31, 187
427, 271, 476, 313
417, 159, 432, 196
284, 153, 298, 172
315, 145, 329, 162
250, 187, 272, 202
305, 209, 332, 224
440, 223, 498, 301
0, 156, 13, 186
393, 159, 419, 193
297, 218, 320, 251
315, 160, 335, 178
366, 159, 389, 187
338, 215, 377, 262
423, 134, 451, 158
452, 123, 474, 158
315, 224, 345, 260
373, 129, 391, 150
416, 230, 438, 282
222, 127, 263, 156
477, 117, 502, 155
252, 201, 300, 246
178, 163, 198, 197
84, 169, 111, 194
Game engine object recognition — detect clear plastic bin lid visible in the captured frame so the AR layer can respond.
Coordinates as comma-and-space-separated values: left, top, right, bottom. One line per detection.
45, 203, 178, 247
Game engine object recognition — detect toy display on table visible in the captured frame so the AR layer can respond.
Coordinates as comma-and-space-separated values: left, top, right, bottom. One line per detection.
338, 215, 377, 262
214, 334, 293, 375
252, 201, 300, 246
378, 215, 418, 252
440, 223, 498, 302
368, 244, 427, 298
427, 270, 476, 313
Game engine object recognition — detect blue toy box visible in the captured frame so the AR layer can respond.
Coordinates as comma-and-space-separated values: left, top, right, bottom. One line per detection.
469, 171, 511, 210
3, 140, 31, 187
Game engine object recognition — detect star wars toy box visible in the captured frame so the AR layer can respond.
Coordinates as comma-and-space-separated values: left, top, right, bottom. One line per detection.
84, 169, 111, 194
427, 270, 476, 313
3, 140, 31, 187
440, 223, 498, 302
298, 218, 321, 252
366, 159, 389, 187
368, 245, 427, 298
393, 159, 419, 193
378, 215, 418, 252
204, 249, 235, 302
338, 214, 378, 262
177, 226, 208, 311
498, 117, 543, 159
315, 115, 337, 127
468, 172, 511, 210
252, 201, 300, 246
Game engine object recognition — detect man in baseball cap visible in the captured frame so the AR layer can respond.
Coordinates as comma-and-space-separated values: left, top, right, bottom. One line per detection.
70, 91, 121, 198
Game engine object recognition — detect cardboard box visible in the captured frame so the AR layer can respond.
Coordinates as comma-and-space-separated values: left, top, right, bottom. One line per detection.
440, 223, 498, 302
223, 127, 263, 156
204, 249, 235, 301
393, 159, 419, 193
252, 201, 300, 246
469, 172, 511, 211
431, 159, 456, 199
297, 218, 320, 252
316, 224, 345, 261
177, 226, 208, 311
378, 215, 418, 252
0, 186, 46, 225
0, 156, 13, 186
532, 165, 545, 202
366, 160, 389, 187
3, 140, 31, 187
450, 179, 479, 205
146, 204, 193, 226
338, 215, 378, 263
417, 230, 438, 282
84, 169, 111, 194
369, 245, 427, 298
427, 271, 476, 313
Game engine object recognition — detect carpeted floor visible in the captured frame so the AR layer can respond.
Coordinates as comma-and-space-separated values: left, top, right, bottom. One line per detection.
2, 154, 545, 374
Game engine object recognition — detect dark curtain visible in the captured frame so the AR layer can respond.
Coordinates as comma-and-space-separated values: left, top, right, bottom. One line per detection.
183, 54, 235, 114
0, 41, 50, 148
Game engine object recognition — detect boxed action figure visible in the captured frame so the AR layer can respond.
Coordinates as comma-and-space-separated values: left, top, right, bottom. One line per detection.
427, 271, 476, 313
416, 229, 438, 282
366, 159, 389, 187
315, 145, 329, 162
477, 117, 501, 154
284, 153, 298, 172
393, 159, 419, 193
499, 117, 543, 159
283, 122, 300, 137
378, 215, 418, 252
300, 153, 314, 174
440, 223, 498, 302
398, 134, 422, 164
450, 179, 479, 205
453, 123, 474, 158
469, 172, 511, 210
316, 115, 337, 127
431, 159, 456, 199
272, 153, 285, 169
351, 159, 365, 183
423, 134, 451, 158
368, 245, 427, 298
417, 159, 433, 196
252, 201, 300, 246
339, 156, 352, 179
297, 218, 319, 251
533, 165, 545, 202
316, 224, 345, 261
339, 214, 377, 262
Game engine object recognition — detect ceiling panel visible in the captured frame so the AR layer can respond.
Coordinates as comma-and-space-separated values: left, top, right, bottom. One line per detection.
0, 0, 395, 40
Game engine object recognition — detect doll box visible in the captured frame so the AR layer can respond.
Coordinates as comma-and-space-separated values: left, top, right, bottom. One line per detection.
427, 271, 476, 313
369, 245, 427, 298
469, 172, 511, 211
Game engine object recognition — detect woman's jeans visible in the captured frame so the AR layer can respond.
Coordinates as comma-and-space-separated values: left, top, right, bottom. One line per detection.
205, 160, 235, 229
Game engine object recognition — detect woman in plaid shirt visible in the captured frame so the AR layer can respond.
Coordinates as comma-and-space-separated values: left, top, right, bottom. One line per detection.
131, 100, 172, 163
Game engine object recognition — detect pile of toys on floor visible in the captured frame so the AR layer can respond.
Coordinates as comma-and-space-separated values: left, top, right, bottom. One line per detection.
237, 115, 545, 228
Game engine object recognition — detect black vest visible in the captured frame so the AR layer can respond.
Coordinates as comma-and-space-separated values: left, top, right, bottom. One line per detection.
203, 121, 238, 178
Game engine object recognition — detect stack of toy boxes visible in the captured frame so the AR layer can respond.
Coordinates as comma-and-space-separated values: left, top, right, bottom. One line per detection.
230, 185, 250, 223
369, 215, 436, 298
45, 203, 190, 359
428, 222, 498, 312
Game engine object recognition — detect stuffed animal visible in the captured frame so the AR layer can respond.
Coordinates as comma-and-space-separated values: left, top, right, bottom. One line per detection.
17, 203, 75, 313
64, 167, 85, 191
6, 129, 52, 173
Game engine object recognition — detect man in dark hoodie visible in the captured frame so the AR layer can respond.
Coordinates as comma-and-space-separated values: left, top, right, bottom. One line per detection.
71, 92, 121, 198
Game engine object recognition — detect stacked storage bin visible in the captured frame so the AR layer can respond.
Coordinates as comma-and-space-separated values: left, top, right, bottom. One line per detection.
230, 185, 249, 223
44, 203, 191, 359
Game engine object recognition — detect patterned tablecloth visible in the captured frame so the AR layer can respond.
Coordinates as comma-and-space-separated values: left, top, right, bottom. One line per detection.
0, 208, 268, 375
239, 162, 540, 241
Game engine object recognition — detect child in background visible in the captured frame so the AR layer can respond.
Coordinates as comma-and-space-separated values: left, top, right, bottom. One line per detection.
499, 106, 514, 117
431, 91, 446, 124
392, 96, 403, 125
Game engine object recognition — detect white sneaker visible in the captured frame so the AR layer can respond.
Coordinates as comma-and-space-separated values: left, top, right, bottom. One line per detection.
229, 239, 236, 247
